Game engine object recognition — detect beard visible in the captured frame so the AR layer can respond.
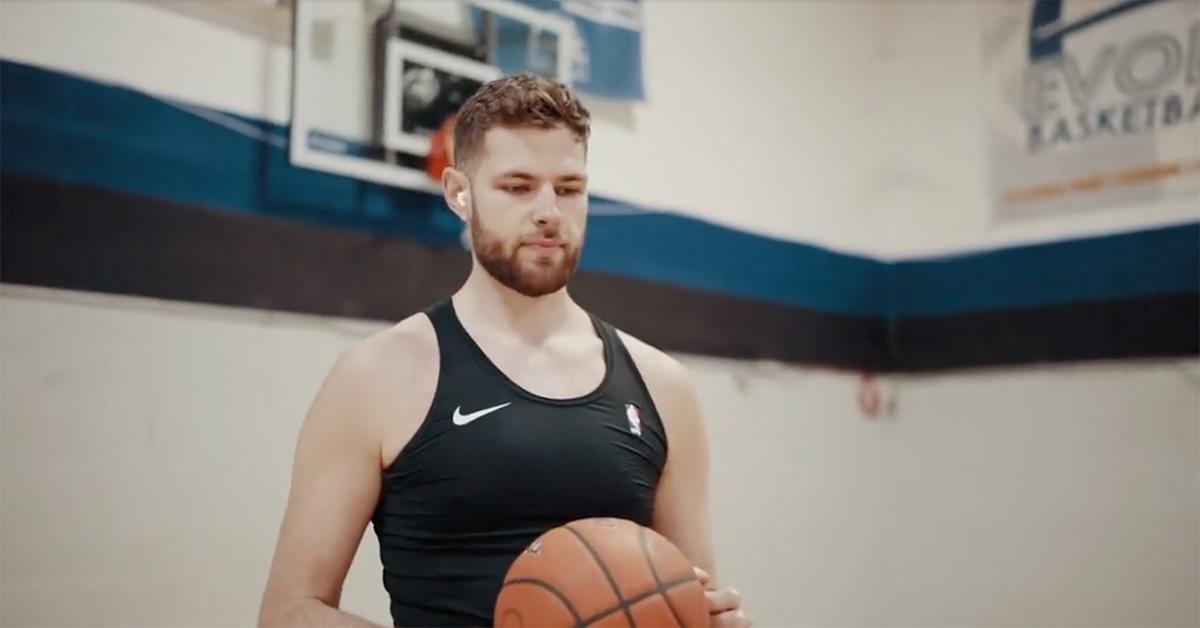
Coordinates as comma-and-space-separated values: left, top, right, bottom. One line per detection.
470, 216, 582, 297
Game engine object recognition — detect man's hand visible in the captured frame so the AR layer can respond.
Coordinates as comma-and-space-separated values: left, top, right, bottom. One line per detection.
694, 567, 751, 628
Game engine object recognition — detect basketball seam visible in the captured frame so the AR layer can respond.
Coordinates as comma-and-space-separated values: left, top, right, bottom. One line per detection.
501, 577, 586, 626
638, 525, 686, 628
578, 574, 700, 626
563, 523, 637, 627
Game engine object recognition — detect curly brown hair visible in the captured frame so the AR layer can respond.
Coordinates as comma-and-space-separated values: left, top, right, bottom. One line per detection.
452, 73, 591, 171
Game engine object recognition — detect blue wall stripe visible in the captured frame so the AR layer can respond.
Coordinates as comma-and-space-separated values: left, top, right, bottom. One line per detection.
894, 224, 1199, 316
1, 60, 1196, 318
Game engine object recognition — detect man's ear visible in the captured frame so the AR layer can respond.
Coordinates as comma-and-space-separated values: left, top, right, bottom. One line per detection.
442, 167, 470, 221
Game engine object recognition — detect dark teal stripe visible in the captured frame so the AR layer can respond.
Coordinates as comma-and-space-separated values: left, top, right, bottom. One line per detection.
581, 212, 887, 315
0, 61, 463, 246
1, 59, 1196, 318
893, 223, 1200, 316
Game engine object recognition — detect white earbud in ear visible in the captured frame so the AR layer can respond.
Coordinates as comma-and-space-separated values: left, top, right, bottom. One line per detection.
456, 191, 468, 206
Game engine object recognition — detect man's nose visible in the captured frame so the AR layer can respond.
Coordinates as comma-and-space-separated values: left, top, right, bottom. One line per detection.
531, 184, 562, 226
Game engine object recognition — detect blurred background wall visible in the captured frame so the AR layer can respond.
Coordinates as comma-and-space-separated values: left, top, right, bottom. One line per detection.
2, 1, 1197, 626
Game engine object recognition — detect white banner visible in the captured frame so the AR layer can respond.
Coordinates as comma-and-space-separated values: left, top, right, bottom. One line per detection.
982, 0, 1200, 222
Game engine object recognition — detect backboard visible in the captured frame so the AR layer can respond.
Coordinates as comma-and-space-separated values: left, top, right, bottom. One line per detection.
290, 0, 576, 193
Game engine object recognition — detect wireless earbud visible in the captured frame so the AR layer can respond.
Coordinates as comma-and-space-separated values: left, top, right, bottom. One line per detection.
456, 191, 468, 206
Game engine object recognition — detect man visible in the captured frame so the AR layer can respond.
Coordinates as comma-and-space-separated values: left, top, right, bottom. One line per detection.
258, 73, 750, 627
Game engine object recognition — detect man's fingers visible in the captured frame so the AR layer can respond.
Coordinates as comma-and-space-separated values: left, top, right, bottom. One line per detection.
710, 609, 751, 628
700, 581, 751, 628
704, 587, 741, 614
692, 566, 712, 588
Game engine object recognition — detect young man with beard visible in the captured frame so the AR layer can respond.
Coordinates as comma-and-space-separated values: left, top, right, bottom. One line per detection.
258, 73, 750, 628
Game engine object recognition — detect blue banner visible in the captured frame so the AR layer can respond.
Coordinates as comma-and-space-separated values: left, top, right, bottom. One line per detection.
484, 0, 645, 101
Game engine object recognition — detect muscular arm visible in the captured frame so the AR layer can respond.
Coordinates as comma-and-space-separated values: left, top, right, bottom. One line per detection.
621, 332, 750, 626
617, 332, 716, 577
257, 348, 386, 627
258, 319, 435, 628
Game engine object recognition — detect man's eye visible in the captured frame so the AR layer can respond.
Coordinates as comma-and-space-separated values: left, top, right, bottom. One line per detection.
503, 184, 531, 194
556, 188, 583, 196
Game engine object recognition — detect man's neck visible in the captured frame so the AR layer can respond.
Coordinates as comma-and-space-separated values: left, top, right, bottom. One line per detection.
452, 263, 582, 344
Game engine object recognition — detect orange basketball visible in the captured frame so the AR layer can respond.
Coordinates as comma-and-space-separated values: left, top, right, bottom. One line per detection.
494, 518, 708, 627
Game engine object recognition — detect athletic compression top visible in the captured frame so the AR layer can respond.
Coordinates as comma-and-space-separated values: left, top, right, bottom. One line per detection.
371, 299, 669, 626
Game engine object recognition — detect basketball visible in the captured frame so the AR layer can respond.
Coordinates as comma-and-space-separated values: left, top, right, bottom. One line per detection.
494, 518, 708, 627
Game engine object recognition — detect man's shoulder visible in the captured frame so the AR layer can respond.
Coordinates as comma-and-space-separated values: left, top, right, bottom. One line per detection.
613, 328, 695, 402
330, 311, 439, 397
318, 311, 440, 452
610, 327, 706, 450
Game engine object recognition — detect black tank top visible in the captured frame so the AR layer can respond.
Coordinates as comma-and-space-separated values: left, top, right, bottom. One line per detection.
371, 300, 669, 627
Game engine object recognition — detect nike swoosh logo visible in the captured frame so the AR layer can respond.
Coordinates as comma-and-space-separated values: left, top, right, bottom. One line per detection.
452, 402, 512, 426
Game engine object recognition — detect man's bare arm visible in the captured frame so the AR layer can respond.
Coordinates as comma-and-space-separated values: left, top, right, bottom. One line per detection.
257, 344, 389, 627
619, 331, 750, 627
265, 598, 380, 628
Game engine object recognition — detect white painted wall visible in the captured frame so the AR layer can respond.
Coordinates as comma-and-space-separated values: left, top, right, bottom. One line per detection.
0, 287, 392, 627
2, 287, 1197, 627
0, 0, 293, 128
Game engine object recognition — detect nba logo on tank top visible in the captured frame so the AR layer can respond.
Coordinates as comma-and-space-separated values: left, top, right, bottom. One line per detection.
626, 403, 643, 436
